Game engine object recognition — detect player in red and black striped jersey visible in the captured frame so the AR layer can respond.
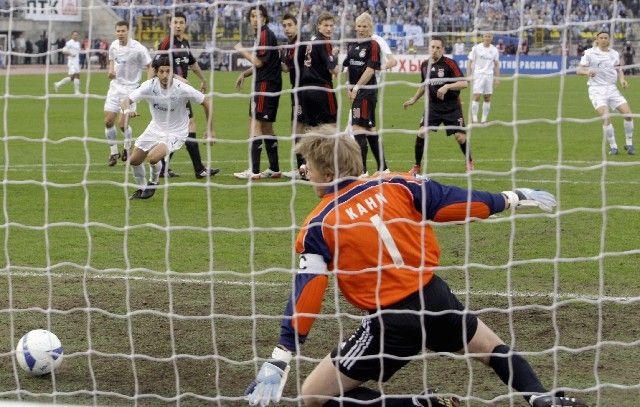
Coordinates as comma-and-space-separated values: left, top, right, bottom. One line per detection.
281, 12, 340, 179
297, 12, 339, 127
342, 13, 388, 176
403, 36, 473, 174
233, 5, 282, 180
244, 127, 587, 407
157, 12, 219, 180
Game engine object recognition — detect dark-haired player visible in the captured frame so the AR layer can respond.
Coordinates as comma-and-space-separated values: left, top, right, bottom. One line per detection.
281, 11, 340, 179
233, 5, 282, 180
403, 36, 473, 174
120, 55, 214, 200
157, 11, 218, 179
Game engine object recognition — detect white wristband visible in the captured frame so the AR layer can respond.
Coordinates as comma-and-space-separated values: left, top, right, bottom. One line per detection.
122, 108, 131, 115
272, 346, 292, 364
502, 190, 519, 209
353, 84, 360, 93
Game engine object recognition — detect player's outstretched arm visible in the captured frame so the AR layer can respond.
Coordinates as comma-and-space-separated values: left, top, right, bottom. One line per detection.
244, 346, 292, 406
502, 188, 557, 212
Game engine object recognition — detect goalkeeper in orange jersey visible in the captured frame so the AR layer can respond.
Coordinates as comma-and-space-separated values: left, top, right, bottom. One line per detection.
245, 126, 589, 407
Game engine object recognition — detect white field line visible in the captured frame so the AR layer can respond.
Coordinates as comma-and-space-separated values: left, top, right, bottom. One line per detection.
3, 160, 640, 185
3, 269, 637, 304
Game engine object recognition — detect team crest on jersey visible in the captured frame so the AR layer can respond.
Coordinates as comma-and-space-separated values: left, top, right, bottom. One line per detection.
437, 68, 444, 78
359, 49, 366, 58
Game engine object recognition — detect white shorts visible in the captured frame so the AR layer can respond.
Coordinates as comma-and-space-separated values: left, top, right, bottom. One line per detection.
588, 86, 628, 111
472, 74, 494, 95
104, 83, 137, 113
134, 122, 187, 153
68, 62, 80, 76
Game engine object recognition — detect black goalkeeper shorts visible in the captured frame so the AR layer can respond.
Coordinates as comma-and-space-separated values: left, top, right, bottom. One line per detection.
330, 275, 478, 382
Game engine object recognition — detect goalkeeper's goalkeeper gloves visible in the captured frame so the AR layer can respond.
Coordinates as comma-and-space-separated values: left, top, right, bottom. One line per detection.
245, 346, 292, 406
502, 188, 557, 213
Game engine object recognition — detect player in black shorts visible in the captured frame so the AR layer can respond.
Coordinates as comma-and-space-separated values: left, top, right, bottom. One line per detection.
342, 12, 388, 176
233, 5, 282, 180
403, 36, 473, 174
281, 11, 340, 179
157, 12, 219, 179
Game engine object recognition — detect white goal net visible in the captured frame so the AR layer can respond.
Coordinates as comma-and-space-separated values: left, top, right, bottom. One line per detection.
1, 0, 639, 406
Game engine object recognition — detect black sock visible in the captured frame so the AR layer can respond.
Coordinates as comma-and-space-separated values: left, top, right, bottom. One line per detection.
160, 152, 175, 174
459, 141, 472, 162
489, 344, 546, 403
367, 134, 387, 171
185, 132, 205, 173
251, 139, 263, 174
264, 136, 280, 172
323, 387, 422, 406
294, 136, 305, 168
354, 134, 368, 173
415, 136, 425, 166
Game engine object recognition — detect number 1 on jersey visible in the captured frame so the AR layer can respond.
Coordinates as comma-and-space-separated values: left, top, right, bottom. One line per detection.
370, 215, 405, 267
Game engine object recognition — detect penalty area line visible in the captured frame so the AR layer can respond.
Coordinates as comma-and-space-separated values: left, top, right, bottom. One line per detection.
3, 270, 637, 303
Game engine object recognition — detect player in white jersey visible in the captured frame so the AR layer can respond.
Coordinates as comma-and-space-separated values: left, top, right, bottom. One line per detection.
577, 31, 635, 155
53, 31, 82, 95
120, 55, 215, 200
105, 21, 153, 167
467, 33, 500, 123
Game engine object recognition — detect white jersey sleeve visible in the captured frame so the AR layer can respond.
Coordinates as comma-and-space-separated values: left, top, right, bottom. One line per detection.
177, 81, 205, 105
128, 79, 153, 103
372, 34, 392, 67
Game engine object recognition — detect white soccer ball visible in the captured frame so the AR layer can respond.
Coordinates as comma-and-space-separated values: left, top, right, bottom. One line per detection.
15, 329, 64, 376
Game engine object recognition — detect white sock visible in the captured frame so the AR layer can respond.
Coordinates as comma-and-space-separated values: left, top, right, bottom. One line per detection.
150, 162, 161, 184
624, 120, 634, 145
105, 126, 118, 155
132, 164, 146, 190
73, 79, 80, 94
482, 102, 491, 122
57, 77, 71, 87
529, 395, 541, 406
604, 124, 617, 149
471, 101, 479, 122
124, 126, 133, 150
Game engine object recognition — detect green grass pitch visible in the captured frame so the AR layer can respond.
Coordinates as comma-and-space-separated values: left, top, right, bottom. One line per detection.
0, 70, 638, 405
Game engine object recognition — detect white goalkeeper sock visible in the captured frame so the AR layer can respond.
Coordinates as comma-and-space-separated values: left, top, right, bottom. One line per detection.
471, 101, 479, 122
624, 120, 634, 145
604, 124, 617, 149
105, 126, 118, 155
482, 102, 491, 122
124, 126, 133, 150
73, 79, 80, 94
149, 162, 161, 184
132, 164, 146, 190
